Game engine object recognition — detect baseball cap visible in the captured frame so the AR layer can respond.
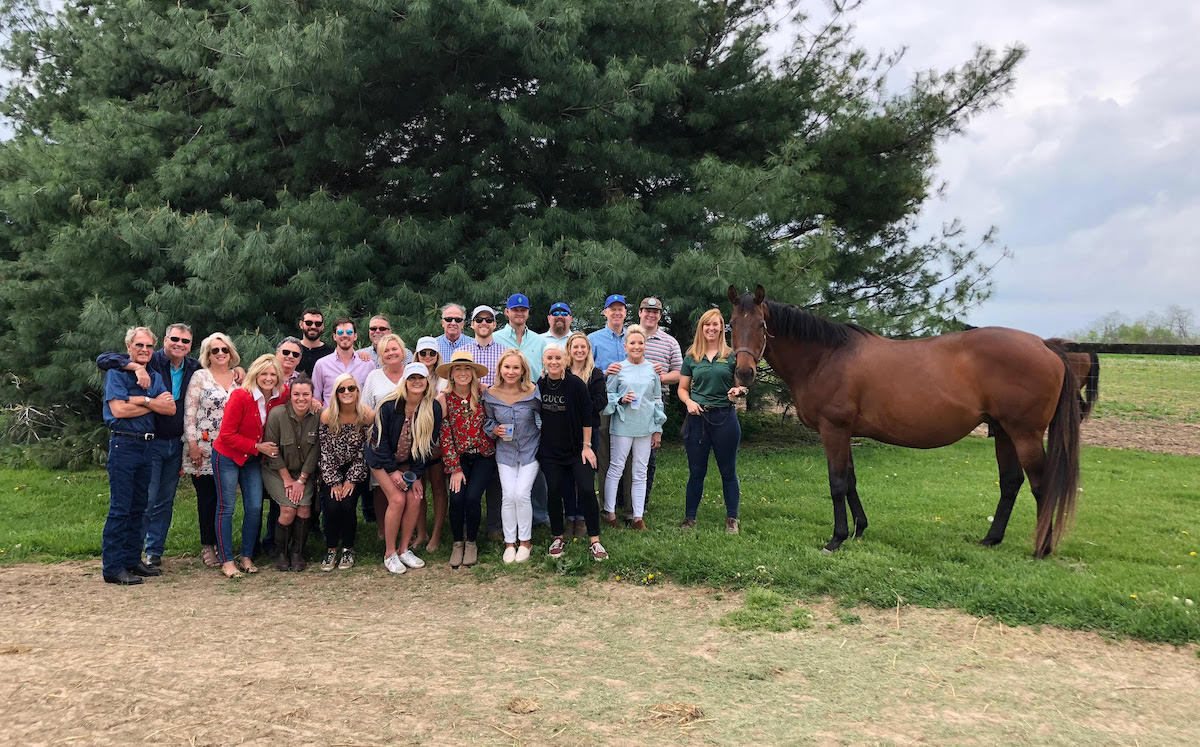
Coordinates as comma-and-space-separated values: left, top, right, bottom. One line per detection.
549, 302, 571, 314
414, 336, 438, 354
506, 293, 530, 309
640, 297, 663, 311
603, 294, 627, 309
470, 305, 497, 319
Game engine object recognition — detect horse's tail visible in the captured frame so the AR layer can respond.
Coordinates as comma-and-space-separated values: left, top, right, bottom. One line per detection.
1037, 347, 1081, 554
1079, 352, 1100, 420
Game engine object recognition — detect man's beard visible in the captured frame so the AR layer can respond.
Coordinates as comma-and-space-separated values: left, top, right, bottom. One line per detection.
305, 329, 321, 340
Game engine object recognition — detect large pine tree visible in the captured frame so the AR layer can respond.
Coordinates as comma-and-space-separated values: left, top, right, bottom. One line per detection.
0, 0, 1022, 409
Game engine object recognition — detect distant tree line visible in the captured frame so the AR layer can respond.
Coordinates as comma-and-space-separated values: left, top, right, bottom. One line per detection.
1072, 306, 1197, 344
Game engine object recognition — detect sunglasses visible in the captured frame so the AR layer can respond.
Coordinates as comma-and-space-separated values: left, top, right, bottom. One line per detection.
550, 311, 570, 317
278, 349, 300, 358
369, 326, 390, 332
442, 316, 464, 324
168, 335, 192, 345
131, 342, 153, 350
335, 329, 355, 336
211, 346, 230, 355
302, 320, 324, 327
336, 385, 359, 394
417, 350, 438, 357
473, 316, 495, 324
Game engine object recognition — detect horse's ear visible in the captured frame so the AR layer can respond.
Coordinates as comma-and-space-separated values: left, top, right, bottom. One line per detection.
726, 285, 739, 304
753, 285, 765, 305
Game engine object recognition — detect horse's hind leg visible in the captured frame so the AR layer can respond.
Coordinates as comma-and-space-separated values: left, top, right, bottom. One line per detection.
820, 429, 854, 553
981, 425, 1024, 547
846, 454, 868, 538
1012, 433, 1053, 558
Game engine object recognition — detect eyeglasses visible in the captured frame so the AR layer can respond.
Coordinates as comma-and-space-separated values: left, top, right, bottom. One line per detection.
369, 326, 390, 332
278, 349, 300, 358
302, 320, 324, 327
473, 316, 495, 324
168, 335, 192, 345
335, 385, 359, 394
550, 311, 570, 317
211, 346, 230, 355
132, 342, 153, 350
442, 316, 464, 324
417, 350, 438, 357
335, 329, 355, 336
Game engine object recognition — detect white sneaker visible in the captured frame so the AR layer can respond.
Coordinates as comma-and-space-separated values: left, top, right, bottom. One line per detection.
502, 546, 516, 564
398, 550, 425, 569
383, 553, 406, 574
514, 545, 531, 563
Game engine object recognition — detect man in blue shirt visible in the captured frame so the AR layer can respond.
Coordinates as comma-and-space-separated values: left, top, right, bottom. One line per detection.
97, 322, 201, 568
435, 303, 473, 363
494, 293, 547, 380
101, 327, 177, 585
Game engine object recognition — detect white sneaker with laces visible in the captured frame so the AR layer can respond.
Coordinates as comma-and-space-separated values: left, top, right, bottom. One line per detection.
398, 550, 426, 569
515, 545, 531, 563
383, 553, 406, 574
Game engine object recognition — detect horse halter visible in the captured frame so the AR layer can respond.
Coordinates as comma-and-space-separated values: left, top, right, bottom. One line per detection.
733, 319, 771, 366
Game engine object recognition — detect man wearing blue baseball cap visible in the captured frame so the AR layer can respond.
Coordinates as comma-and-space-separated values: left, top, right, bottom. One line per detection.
494, 293, 548, 380
587, 294, 632, 517
543, 302, 574, 345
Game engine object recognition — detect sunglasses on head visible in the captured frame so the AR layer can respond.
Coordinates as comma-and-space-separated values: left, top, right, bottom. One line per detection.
302, 320, 323, 327
132, 342, 153, 350
168, 335, 191, 345
550, 310, 570, 317
278, 349, 300, 358
211, 346, 230, 355
369, 325, 390, 332
442, 316, 464, 324
473, 316, 495, 324
335, 328, 354, 336
336, 385, 358, 394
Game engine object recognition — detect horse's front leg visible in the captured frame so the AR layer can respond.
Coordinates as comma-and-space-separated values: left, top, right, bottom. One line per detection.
820, 428, 853, 553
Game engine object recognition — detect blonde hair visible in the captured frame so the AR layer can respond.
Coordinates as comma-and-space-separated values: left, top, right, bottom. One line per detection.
322, 373, 371, 429
686, 309, 732, 362
625, 324, 647, 345
374, 370, 438, 462
494, 349, 535, 393
374, 332, 408, 363
448, 362, 482, 413
198, 332, 241, 369
565, 332, 595, 382
242, 354, 283, 395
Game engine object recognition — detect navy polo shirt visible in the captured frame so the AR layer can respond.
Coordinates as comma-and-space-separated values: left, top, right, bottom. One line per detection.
103, 369, 168, 434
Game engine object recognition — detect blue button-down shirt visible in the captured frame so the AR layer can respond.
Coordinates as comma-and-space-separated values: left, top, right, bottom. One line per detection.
588, 326, 626, 374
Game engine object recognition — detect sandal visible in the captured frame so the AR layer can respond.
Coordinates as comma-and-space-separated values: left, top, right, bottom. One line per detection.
238, 557, 258, 574
200, 545, 220, 568
221, 562, 243, 579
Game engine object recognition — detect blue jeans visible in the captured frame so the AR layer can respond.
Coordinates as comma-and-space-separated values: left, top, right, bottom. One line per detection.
531, 469, 549, 526
142, 437, 183, 557
213, 451, 264, 563
683, 408, 742, 520
103, 435, 153, 577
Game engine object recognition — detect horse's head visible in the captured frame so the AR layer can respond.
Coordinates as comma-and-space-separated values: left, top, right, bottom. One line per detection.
727, 284, 769, 387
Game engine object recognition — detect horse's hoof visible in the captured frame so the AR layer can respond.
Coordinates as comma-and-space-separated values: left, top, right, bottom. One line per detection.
822, 540, 842, 554
821, 547, 834, 555
853, 525, 868, 539
979, 537, 1002, 547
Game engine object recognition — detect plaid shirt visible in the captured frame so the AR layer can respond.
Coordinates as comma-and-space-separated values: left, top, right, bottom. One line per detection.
465, 338, 509, 387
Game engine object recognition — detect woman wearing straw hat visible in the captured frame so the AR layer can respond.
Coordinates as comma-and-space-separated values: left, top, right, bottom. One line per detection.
436, 350, 496, 568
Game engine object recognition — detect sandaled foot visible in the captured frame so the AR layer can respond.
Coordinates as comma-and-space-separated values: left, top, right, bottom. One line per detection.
238, 557, 258, 574
220, 562, 243, 579
425, 539, 440, 554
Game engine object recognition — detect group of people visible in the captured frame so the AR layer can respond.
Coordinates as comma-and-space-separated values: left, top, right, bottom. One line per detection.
98, 294, 748, 586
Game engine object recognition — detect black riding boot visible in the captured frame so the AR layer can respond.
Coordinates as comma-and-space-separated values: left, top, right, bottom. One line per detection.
290, 516, 310, 572
274, 521, 292, 571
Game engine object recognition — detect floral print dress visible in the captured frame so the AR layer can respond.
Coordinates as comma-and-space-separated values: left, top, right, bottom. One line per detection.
183, 368, 235, 476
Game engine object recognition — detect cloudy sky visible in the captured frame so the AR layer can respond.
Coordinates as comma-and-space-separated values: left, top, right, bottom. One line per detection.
789, 0, 1200, 337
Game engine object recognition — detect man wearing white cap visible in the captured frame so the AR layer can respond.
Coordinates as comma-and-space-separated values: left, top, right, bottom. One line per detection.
465, 304, 509, 388
494, 293, 547, 380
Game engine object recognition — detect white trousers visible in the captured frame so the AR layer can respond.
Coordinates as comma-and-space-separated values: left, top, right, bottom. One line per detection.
498, 461, 539, 542
605, 434, 652, 518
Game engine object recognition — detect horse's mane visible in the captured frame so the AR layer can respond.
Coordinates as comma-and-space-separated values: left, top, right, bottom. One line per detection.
738, 295, 869, 348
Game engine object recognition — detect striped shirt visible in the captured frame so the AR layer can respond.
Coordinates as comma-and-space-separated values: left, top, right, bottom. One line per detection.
465, 338, 509, 387
643, 328, 682, 399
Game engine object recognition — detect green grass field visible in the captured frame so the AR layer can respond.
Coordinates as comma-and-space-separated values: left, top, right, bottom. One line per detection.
2, 437, 1196, 644
1092, 353, 1200, 423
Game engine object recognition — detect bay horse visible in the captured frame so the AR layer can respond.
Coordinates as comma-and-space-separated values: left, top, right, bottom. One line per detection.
728, 285, 1081, 557
1044, 339, 1100, 420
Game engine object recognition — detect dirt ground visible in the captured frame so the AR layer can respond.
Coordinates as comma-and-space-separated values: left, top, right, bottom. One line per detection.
2, 561, 1197, 745
967, 418, 1200, 456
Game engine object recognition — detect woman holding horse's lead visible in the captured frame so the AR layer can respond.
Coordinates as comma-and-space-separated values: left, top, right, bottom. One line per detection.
677, 309, 747, 533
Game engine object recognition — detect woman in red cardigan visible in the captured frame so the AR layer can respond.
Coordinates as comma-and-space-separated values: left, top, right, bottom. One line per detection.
213, 354, 287, 578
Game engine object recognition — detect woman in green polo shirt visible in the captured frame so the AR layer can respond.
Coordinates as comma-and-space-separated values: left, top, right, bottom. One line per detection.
677, 309, 748, 533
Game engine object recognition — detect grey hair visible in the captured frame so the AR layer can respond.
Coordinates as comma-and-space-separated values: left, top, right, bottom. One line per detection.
125, 326, 156, 346
276, 335, 303, 351
165, 322, 192, 336
440, 302, 465, 317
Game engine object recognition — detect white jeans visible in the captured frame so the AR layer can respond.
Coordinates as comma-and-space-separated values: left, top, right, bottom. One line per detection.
498, 461, 539, 542
605, 435, 652, 518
